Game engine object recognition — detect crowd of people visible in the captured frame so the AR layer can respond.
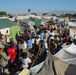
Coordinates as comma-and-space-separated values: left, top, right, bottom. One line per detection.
0, 20, 76, 75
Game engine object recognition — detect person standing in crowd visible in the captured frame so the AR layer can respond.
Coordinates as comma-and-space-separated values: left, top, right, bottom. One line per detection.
45, 30, 49, 42
21, 52, 31, 69
49, 30, 54, 39
0, 34, 7, 47
49, 39, 57, 54
40, 30, 44, 41
27, 37, 32, 51
7, 43, 17, 63
5, 30, 10, 43
21, 40, 27, 52
73, 35, 76, 45
36, 36, 40, 45
0, 44, 10, 74
7, 43, 17, 74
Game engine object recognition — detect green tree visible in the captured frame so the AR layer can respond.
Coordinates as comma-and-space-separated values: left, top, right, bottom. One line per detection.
8, 14, 13, 18
59, 13, 65, 17
72, 14, 76, 18
31, 13, 37, 16
42, 13, 47, 16
28, 9, 31, 13
0, 11, 7, 15
51, 13, 56, 16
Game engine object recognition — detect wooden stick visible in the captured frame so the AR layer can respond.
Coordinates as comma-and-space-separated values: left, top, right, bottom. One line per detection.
30, 41, 41, 68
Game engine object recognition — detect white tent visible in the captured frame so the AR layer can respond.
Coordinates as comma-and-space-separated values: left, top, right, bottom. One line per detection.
70, 28, 76, 37
54, 43, 76, 65
0, 28, 10, 35
62, 56, 76, 65
61, 43, 68, 48
68, 22, 76, 27
64, 43, 76, 55
20, 19, 35, 26
54, 45, 75, 59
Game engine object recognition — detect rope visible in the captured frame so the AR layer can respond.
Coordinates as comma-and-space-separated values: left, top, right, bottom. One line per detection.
30, 42, 41, 68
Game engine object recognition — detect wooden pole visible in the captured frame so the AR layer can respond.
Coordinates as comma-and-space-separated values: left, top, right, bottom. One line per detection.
30, 41, 41, 68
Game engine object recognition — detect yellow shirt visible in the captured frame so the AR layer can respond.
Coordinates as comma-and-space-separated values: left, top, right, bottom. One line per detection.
36, 38, 40, 44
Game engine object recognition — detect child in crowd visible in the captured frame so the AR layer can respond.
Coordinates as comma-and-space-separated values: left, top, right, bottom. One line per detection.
21, 52, 31, 69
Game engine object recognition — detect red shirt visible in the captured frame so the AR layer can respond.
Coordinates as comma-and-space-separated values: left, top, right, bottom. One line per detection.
65, 35, 69, 41
24, 33, 27, 38
8, 47, 17, 61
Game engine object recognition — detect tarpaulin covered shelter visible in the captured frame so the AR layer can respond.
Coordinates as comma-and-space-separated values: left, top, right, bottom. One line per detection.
54, 43, 76, 65
19, 51, 76, 75
30, 51, 76, 75
41, 19, 49, 25
68, 22, 76, 27
0, 18, 15, 29
20, 19, 35, 26
70, 28, 76, 37
0, 18, 15, 35
64, 43, 76, 55
10, 25, 20, 41
29, 17, 42, 28
19, 19, 35, 35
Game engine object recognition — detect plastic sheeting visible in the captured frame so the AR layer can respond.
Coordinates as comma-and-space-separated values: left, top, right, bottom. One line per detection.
0, 28, 10, 35
64, 43, 76, 55
70, 28, 76, 37
31, 52, 76, 75
54, 43, 76, 65
54, 46, 75, 59
68, 22, 76, 27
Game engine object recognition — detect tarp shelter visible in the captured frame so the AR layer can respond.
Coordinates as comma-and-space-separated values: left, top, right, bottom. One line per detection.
70, 28, 76, 37
30, 61, 44, 73
64, 43, 76, 55
54, 43, 76, 65
68, 22, 76, 27
29, 17, 42, 28
20, 19, 35, 31
19, 68, 29, 75
0, 18, 15, 35
10, 25, 20, 42
0, 28, 10, 35
19, 51, 76, 75
30, 51, 76, 75
18, 62, 44, 75
19, 19, 35, 34
21, 19, 35, 26
0, 18, 15, 29
54, 45, 75, 59
41, 19, 49, 25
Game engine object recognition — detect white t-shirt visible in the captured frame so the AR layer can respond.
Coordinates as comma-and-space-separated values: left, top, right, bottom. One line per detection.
24, 42, 27, 49
47, 30, 50, 35
45, 43, 48, 49
50, 32, 54, 37
22, 57, 31, 69
32, 38, 35, 44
